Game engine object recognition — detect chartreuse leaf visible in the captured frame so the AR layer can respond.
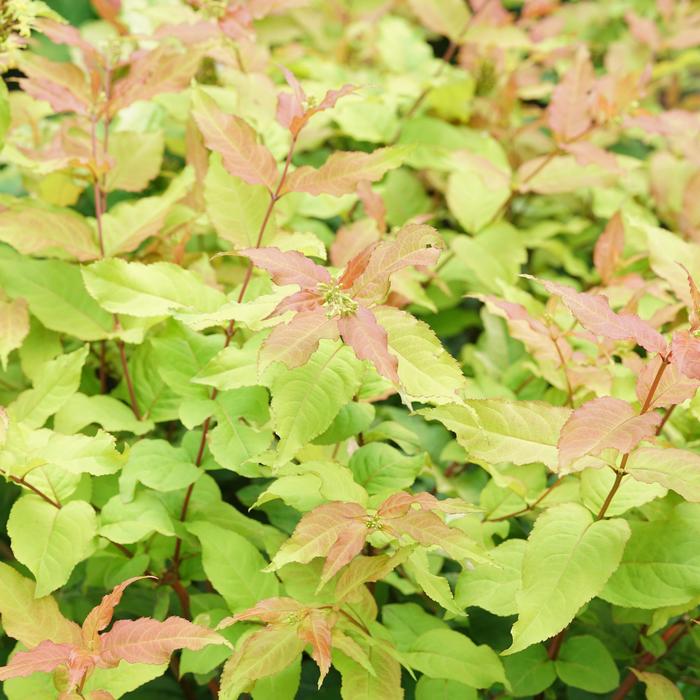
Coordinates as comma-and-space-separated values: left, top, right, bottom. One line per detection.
0, 249, 114, 340
99, 492, 175, 544
455, 538, 525, 616
502, 645, 556, 697
554, 635, 619, 693
119, 440, 201, 501
205, 152, 277, 248
626, 447, 700, 502
54, 393, 154, 435
7, 497, 97, 596
270, 342, 363, 464
580, 467, 666, 517
0, 78, 9, 149
382, 602, 448, 651
415, 677, 476, 700
251, 655, 301, 700
334, 642, 403, 700
187, 521, 279, 613
601, 502, 700, 608
402, 550, 463, 616
82, 258, 226, 317
423, 399, 570, 470
313, 402, 375, 445
0, 563, 80, 647
104, 130, 164, 193
506, 503, 630, 654
405, 629, 506, 689
373, 306, 465, 405
8, 345, 87, 429
0, 298, 29, 370
632, 670, 683, 700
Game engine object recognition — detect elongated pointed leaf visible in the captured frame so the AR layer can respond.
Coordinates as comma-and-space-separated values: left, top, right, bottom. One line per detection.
547, 48, 594, 142
506, 503, 630, 654
240, 247, 331, 288
0, 640, 74, 681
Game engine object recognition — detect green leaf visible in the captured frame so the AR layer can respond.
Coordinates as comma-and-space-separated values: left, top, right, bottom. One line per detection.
9, 345, 88, 429
205, 152, 277, 248
0, 249, 114, 340
209, 387, 272, 476
348, 443, 424, 496
313, 402, 375, 445
270, 342, 363, 464
601, 502, 700, 609
251, 655, 301, 700
8, 497, 96, 596
502, 645, 556, 697
0, 79, 9, 149
580, 466, 666, 517
506, 503, 630, 654
405, 629, 506, 689
99, 492, 175, 544
119, 439, 201, 501
187, 521, 279, 613
373, 306, 465, 405
382, 602, 449, 651
82, 258, 226, 318
555, 635, 619, 693
104, 130, 164, 193
54, 393, 154, 435
423, 399, 570, 470
626, 447, 700, 502
192, 336, 262, 391
414, 677, 476, 700
455, 538, 525, 616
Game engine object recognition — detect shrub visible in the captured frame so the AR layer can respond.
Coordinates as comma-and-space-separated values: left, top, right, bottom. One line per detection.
0, 0, 699, 698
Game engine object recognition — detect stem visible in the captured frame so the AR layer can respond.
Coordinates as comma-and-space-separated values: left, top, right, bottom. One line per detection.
117, 338, 141, 420
99, 340, 108, 394
612, 620, 691, 700
170, 133, 300, 576
9, 475, 61, 508
656, 404, 675, 435
486, 479, 563, 522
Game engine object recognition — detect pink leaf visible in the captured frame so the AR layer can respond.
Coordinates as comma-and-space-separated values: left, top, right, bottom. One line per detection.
563, 142, 621, 173
98, 617, 224, 666
625, 11, 662, 51
192, 91, 279, 190
320, 521, 369, 586
347, 224, 444, 304
557, 397, 661, 471
18, 54, 91, 115
547, 47, 595, 143
276, 67, 306, 132
240, 247, 331, 288
81, 577, 155, 647
671, 331, 700, 380
269, 290, 323, 316
282, 147, 406, 197
529, 276, 668, 354
261, 310, 339, 369
356, 181, 386, 232
330, 219, 381, 268
338, 307, 399, 383
337, 242, 380, 290
0, 640, 73, 681
593, 212, 625, 285
636, 355, 699, 409
681, 264, 700, 331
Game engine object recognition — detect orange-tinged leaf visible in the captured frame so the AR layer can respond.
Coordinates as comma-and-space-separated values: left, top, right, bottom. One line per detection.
338, 307, 399, 384
269, 501, 367, 572
681, 264, 700, 331
558, 397, 661, 472
0, 297, 29, 370
547, 47, 595, 143
261, 310, 339, 369
298, 609, 334, 685
636, 355, 699, 409
98, 616, 224, 666
671, 330, 700, 380
221, 597, 306, 628
356, 181, 386, 233
81, 576, 155, 647
0, 640, 73, 680
529, 276, 667, 354
282, 147, 408, 197
593, 212, 625, 285
192, 90, 279, 190
563, 141, 621, 173
320, 521, 370, 586
240, 247, 331, 288
347, 224, 444, 304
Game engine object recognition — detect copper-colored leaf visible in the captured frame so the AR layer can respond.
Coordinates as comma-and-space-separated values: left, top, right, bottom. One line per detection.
593, 212, 625, 285
671, 331, 700, 380
0, 640, 73, 681
240, 247, 331, 288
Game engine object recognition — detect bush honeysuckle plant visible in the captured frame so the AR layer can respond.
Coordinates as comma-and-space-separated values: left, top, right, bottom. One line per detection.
2, 0, 700, 698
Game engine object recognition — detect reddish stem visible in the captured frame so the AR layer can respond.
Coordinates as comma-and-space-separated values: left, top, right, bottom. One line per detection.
117, 338, 142, 421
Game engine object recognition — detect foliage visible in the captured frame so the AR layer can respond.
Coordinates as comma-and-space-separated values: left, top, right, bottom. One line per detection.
0, 0, 700, 698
